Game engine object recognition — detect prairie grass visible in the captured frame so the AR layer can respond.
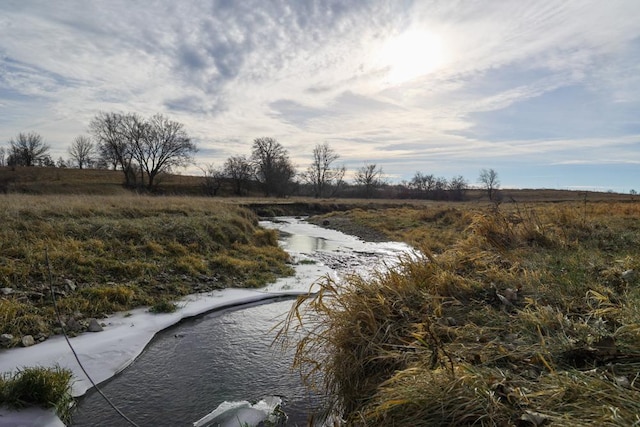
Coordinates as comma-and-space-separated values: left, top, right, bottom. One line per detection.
312, 205, 472, 251
282, 201, 640, 425
0, 194, 292, 341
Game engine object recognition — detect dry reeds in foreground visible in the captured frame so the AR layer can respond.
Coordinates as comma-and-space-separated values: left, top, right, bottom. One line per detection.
281, 203, 640, 426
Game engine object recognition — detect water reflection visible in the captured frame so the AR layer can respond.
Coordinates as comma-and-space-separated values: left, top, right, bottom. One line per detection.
282, 234, 336, 253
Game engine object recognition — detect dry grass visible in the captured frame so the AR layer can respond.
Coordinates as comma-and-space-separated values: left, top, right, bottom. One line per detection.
0, 194, 293, 342
0, 166, 207, 195
281, 201, 640, 425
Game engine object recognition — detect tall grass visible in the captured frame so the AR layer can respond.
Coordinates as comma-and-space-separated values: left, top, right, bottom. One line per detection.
282, 202, 640, 425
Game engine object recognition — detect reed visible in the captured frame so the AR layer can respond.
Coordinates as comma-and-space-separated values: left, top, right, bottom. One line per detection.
282, 201, 640, 425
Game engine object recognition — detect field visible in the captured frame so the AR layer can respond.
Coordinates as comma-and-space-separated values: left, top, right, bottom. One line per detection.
283, 200, 640, 426
1, 167, 639, 425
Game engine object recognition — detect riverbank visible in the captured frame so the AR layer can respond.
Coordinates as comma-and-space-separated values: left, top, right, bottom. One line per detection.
0, 194, 294, 348
287, 201, 640, 425
1, 217, 412, 426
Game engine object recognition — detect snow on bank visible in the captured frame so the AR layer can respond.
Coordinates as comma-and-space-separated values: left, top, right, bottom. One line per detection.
0, 218, 412, 426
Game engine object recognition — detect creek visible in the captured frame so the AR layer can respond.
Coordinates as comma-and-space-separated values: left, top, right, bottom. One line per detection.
71, 218, 411, 426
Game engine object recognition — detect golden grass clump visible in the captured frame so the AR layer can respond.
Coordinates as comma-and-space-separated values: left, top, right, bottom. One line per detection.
282, 201, 640, 425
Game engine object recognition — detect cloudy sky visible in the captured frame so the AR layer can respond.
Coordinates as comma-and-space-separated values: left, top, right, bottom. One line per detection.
1, 1, 639, 191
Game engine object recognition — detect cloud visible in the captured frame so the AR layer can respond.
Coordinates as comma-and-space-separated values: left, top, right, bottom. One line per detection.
0, 1, 639, 189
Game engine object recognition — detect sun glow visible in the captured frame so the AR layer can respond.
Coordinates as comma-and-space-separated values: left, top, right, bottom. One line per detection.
377, 29, 446, 84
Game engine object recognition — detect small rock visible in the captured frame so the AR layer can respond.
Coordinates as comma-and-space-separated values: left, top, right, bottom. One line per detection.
66, 318, 82, 332
21, 335, 36, 347
0, 333, 14, 347
622, 269, 636, 282
322, 219, 330, 226
87, 318, 104, 332
504, 333, 519, 342
64, 279, 77, 291
520, 410, 547, 426
436, 317, 458, 327
1, 287, 13, 295
503, 287, 520, 303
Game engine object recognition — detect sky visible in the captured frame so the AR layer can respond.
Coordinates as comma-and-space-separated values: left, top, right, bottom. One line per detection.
1, 1, 639, 192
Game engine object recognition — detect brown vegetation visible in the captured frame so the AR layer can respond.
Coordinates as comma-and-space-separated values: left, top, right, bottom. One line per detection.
0, 194, 293, 346
282, 201, 640, 425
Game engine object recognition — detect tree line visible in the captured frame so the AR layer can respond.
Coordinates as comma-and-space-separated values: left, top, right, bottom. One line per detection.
1, 111, 502, 200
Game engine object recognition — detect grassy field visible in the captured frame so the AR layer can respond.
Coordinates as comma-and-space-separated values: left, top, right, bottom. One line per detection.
283, 200, 640, 426
0, 194, 293, 346
2, 167, 639, 424
0, 166, 205, 195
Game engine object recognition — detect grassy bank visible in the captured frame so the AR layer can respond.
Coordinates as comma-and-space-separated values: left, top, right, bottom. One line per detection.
285, 201, 640, 425
0, 194, 293, 347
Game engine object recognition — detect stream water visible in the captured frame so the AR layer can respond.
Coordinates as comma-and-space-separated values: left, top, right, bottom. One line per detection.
71, 218, 410, 426
71, 298, 318, 426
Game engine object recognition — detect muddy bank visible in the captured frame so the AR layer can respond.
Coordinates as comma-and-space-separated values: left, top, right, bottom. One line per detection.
244, 200, 417, 218
306, 215, 389, 242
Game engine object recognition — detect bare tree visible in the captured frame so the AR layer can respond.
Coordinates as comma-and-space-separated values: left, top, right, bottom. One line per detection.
135, 114, 196, 189
354, 163, 384, 198
89, 112, 196, 190
250, 137, 295, 197
39, 155, 55, 167
56, 157, 68, 168
0, 147, 5, 167
478, 168, 500, 201
90, 112, 136, 185
223, 155, 253, 196
122, 112, 150, 187
200, 163, 225, 196
7, 132, 50, 167
432, 176, 449, 200
410, 172, 436, 198
68, 135, 95, 169
302, 142, 345, 198
448, 175, 468, 201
